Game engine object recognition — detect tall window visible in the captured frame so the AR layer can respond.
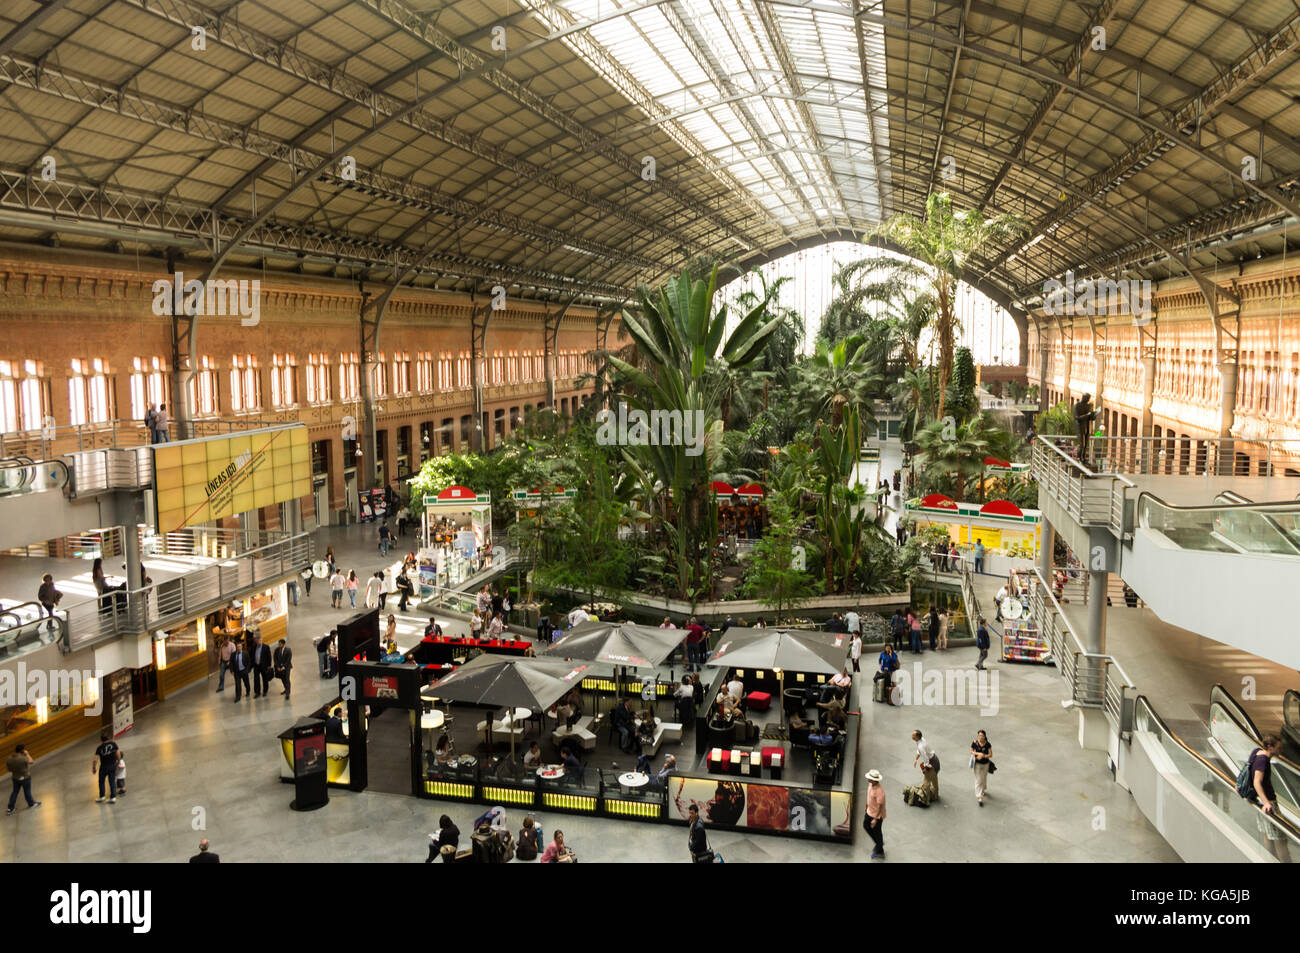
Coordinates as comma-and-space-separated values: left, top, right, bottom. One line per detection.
534, 352, 545, 380
128, 356, 167, 420
371, 352, 387, 398
230, 355, 261, 412
437, 351, 452, 391
456, 351, 470, 389
520, 349, 531, 382
0, 360, 46, 431
189, 355, 219, 416
68, 358, 112, 425
270, 353, 296, 409
338, 352, 359, 401
416, 351, 433, 393
306, 352, 331, 404
490, 349, 504, 384
391, 351, 410, 395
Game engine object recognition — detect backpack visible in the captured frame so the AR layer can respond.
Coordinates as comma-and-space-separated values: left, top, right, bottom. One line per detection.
1235, 748, 1260, 799
144, 408, 156, 429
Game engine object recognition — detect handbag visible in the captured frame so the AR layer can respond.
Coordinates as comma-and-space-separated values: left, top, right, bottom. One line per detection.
988, 761, 997, 774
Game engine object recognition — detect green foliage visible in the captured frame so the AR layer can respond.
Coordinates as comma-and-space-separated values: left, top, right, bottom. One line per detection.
945, 346, 978, 422
739, 495, 821, 622
1035, 400, 1075, 436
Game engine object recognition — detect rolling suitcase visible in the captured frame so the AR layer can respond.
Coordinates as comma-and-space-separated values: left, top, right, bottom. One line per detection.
872, 678, 888, 704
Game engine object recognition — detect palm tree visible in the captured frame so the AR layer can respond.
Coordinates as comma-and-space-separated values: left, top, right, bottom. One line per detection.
798, 335, 881, 432
862, 192, 1027, 420
914, 416, 992, 503
608, 266, 783, 602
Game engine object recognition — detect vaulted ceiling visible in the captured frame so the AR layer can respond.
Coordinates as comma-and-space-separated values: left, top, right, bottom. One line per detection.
0, 0, 1296, 315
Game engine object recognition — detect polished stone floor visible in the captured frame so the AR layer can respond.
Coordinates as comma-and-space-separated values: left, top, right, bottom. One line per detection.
0, 521, 1179, 863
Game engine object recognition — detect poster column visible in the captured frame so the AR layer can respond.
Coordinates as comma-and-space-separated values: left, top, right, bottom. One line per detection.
108, 669, 133, 737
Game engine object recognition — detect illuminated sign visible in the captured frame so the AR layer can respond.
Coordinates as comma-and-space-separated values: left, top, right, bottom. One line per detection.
153, 426, 310, 532
364, 675, 400, 700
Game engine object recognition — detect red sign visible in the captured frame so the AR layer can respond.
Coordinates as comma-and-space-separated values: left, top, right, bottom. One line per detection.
364, 675, 400, 700
919, 493, 957, 509
979, 499, 1024, 518
436, 485, 476, 501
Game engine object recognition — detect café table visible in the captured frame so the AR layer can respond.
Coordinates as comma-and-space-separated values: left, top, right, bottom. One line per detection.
420, 710, 445, 751
618, 772, 650, 795
536, 765, 565, 782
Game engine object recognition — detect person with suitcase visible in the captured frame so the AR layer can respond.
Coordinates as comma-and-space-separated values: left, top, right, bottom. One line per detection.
874, 643, 899, 703
687, 804, 715, 863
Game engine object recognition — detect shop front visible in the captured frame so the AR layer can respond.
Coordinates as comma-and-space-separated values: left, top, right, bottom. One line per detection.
418, 486, 492, 593
906, 494, 1042, 570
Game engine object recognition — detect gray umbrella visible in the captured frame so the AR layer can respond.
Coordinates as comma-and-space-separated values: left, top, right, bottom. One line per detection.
425, 654, 591, 758
705, 628, 849, 728
545, 620, 683, 715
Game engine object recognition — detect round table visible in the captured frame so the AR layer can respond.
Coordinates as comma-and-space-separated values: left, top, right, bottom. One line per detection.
618, 772, 650, 794
420, 710, 445, 751
504, 706, 531, 724
536, 765, 565, 781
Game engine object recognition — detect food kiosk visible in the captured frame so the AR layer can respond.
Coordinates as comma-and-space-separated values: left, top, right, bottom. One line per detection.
905, 494, 1042, 563
418, 486, 493, 592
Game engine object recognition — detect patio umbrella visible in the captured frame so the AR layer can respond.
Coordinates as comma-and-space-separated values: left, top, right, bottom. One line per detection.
704, 628, 849, 727
545, 620, 682, 716
425, 654, 590, 761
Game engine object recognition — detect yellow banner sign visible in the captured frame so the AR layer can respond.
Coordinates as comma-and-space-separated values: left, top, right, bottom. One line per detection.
153, 427, 310, 532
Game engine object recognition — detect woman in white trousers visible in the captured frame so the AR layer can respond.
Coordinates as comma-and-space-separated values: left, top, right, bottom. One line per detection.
970, 730, 993, 805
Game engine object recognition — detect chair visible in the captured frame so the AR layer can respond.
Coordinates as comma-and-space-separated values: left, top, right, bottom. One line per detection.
788, 722, 811, 748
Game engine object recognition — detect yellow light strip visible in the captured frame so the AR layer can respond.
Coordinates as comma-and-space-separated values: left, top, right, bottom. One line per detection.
481, 786, 534, 805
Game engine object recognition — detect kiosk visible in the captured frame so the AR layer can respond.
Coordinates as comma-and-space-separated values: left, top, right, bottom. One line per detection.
280, 718, 329, 810
418, 486, 493, 592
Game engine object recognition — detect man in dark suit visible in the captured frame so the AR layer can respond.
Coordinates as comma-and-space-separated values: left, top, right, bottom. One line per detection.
250, 633, 273, 698
273, 638, 293, 700
230, 638, 252, 702
189, 838, 220, 863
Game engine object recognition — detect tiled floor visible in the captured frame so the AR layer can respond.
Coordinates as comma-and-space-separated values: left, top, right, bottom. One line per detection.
0, 521, 1179, 863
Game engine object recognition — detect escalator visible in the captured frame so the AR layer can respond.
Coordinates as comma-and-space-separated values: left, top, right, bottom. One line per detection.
1121, 493, 1300, 669
1207, 683, 1300, 829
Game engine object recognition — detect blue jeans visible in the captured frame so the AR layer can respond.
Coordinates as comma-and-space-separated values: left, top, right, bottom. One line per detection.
287, 580, 298, 605
216, 659, 229, 690
98, 770, 115, 799
910, 629, 922, 653
974, 556, 984, 574
8, 777, 33, 810
348, 590, 356, 608
379, 538, 390, 554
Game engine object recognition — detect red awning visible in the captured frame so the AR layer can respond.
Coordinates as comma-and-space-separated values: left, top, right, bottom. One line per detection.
711, 481, 736, 496
980, 499, 1024, 517
919, 493, 958, 509
735, 482, 764, 497
436, 485, 477, 501
983, 456, 1012, 468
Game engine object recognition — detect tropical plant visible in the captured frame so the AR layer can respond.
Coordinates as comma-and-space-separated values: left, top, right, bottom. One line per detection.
861, 192, 1027, 421
1035, 400, 1075, 437
740, 494, 821, 621
913, 415, 991, 503
945, 346, 979, 423
608, 266, 784, 603
797, 335, 881, 433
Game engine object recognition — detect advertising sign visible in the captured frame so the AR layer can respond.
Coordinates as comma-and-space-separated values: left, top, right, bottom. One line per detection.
363, 675, 400, 701
152, 426, 310, 533
293, 734, 326, 776
668, 776, 852, 840
108, 669, 133, 737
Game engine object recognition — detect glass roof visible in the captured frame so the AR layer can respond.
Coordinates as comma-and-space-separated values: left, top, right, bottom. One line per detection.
523, 0, 890, 235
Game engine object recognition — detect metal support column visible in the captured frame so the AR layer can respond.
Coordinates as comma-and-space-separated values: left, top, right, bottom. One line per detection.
470, 301, 492, 453
359, 286, 381, 491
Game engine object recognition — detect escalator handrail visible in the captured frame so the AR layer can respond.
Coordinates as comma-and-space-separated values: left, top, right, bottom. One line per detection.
1210, 683, 1300, 776
1137, 490, 1300, 556
1215, 491, 1253, 505
1134, 694, 1300, 842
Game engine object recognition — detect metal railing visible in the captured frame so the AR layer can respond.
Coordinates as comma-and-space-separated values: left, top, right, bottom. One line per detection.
65, 447, 153, 496
0, 601, 69, 658
0, 415, 294, 458
1026, 566, 1135, 731
1031, 435, 1133, 538
1089, 435, 1300, 479
1136, 492, 1300, 557
62, 528, 313, 649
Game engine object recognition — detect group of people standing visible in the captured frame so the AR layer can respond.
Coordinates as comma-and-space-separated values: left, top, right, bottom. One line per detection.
216, 631, 293, 701
888, 605, 950, 655
470, 584, 511, 640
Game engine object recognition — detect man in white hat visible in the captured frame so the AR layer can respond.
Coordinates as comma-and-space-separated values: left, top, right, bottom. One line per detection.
863, 769, 886, 859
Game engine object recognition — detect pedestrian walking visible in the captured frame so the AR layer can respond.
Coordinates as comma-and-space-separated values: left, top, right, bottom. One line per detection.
300, 566, 313, 598
189, 838, 220, 863
346, 570, 358, 608
152, 403, 169, 443
287, 576, 299, 606
6, 744, 41, 815
317, 629, 336, 677
687, 804, 713, 862
850, 632, 862, 673
862, 769, 885, 858
114, 751, 126, 797
250, 633, 273, 698
37, 573, 62, 634
927, 605, 940, 652
216, 634, 234, 692
970, 730, 993, 806
365, 571, 382, 609
912, 729, 940, 800
378, 520, 392, 555
937, 609, 949, 651
274, 638, 293, 700
91, 730, 120, 804
381, 566, 395, 609
230, 637, 252, 702
396, 567, 415, 612
975, 616, 991, 670
973, 538, 985, 574
907, 607, 922, 654
329, 569, 345, 609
